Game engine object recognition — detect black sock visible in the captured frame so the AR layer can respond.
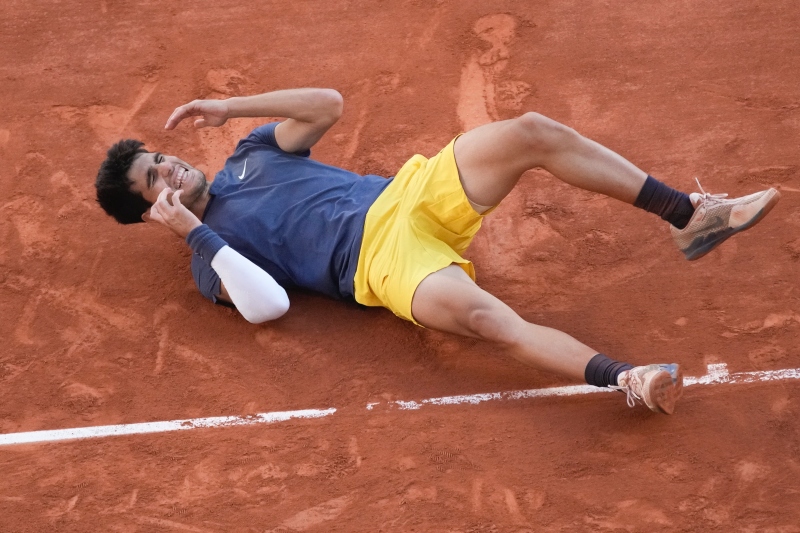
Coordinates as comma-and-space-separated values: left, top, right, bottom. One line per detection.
584, 353, 634, 388
634, 175, 695, 229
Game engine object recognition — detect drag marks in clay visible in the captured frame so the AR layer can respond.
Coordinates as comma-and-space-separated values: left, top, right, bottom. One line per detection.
673, 460, 782, 527
132, 515, 214, 532
152, 302, 225, 379
584, 499, 673, 530
332, 72, 408, 176
456, 14, 531, 132
2, 194, 57, 260
400, 473, 542, 529
7, 274, 146, 364
49, 82, 157, 147
158, 437, 357, 532
269, 493, 355, 532
718, 309, 800, 339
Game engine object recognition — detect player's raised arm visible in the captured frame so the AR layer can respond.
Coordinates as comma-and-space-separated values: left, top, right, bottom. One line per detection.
164, 99, 231, 130
164, 88, 343, 153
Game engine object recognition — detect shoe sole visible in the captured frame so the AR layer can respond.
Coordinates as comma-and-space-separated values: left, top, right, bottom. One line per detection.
684, 190, 781, 261
646, 364, 684, 415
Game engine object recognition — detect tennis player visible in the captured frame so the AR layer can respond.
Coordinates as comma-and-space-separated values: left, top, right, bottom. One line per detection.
95, 88, 780, 414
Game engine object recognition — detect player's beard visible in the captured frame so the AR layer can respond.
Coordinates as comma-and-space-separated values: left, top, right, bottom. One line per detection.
181, 168, 209, 209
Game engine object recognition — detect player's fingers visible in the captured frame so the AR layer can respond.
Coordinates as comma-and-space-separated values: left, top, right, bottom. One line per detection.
156, 186, 171, 204
194, 118, 207, 129
164, 108, 184, 130
165, 103, 195, 130
172, 189, 184, 207
148, 203, 165, 224
155, 187, 174, 212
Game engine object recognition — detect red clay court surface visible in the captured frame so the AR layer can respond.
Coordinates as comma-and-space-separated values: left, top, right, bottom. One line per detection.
2, 1, 800, 531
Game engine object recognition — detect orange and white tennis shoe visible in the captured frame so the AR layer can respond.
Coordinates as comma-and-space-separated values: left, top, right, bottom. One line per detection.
612, 363, 684, 414
671, 179, 780, 261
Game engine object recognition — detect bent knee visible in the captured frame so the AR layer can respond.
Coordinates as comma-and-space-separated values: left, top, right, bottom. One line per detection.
514, 112, 579, 154
464, 305, 520, 345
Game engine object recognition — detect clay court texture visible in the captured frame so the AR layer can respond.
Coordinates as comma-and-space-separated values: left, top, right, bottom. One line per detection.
1, 0, 799, 531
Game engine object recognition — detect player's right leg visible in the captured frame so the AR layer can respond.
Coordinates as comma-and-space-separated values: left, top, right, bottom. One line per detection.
411, 264, 684, 414
453, 113, 780, 260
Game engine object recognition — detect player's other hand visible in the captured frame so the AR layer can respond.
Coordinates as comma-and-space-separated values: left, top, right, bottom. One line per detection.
165, 99, 229, 130
144, 188, 202, 239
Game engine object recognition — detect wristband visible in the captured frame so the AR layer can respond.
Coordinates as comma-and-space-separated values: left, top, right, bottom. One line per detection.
186, 224, 228, 264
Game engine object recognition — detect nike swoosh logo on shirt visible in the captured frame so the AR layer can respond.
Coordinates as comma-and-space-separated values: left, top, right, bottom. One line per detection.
237, 159, 248, 180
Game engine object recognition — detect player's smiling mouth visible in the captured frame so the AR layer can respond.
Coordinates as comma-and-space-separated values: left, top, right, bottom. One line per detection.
174, 166, 188, 189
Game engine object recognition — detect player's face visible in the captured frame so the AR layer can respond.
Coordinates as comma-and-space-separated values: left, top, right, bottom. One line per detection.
127, 152, 208, 208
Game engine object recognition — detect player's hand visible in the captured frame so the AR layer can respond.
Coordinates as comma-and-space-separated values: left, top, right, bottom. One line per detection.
146, 188, 202, 239
165, 99, 229, 130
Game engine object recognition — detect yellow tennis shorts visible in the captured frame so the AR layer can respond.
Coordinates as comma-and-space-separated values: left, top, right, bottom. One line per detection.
353, 136, 486, 325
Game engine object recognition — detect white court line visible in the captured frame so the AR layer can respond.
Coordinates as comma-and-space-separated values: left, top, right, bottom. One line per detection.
1, 363, 799, 446
0, 409, 336, 446
365, 363, 800, 410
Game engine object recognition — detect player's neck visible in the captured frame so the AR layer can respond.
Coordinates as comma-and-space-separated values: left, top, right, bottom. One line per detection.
190, 185, 212, 221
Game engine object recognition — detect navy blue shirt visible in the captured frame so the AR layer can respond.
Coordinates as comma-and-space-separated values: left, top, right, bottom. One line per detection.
190, 123, 392, 302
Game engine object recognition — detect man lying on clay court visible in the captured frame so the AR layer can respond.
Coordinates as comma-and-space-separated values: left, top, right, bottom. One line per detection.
95, 88, 780, 415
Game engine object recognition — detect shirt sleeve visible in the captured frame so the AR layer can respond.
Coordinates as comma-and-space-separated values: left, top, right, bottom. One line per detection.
191, 253, 222, 303
247, 122, 311, 158
186, 224, 227, 304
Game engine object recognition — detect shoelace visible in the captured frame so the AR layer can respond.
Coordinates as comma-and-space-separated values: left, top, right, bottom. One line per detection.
609, 373, 643, 408
694, 177, 728, 206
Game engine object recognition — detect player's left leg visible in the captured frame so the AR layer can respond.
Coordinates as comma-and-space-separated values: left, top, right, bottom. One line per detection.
411, 264, 684, 414
453, 113, 648, 209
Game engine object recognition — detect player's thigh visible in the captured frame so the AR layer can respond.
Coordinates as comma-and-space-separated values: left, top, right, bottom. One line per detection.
411, 264, 518, 341
453, 119, 533, 207
454, 113, 575, 207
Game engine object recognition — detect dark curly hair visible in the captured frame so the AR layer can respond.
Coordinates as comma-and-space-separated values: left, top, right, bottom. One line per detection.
95, 139, 151, 224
